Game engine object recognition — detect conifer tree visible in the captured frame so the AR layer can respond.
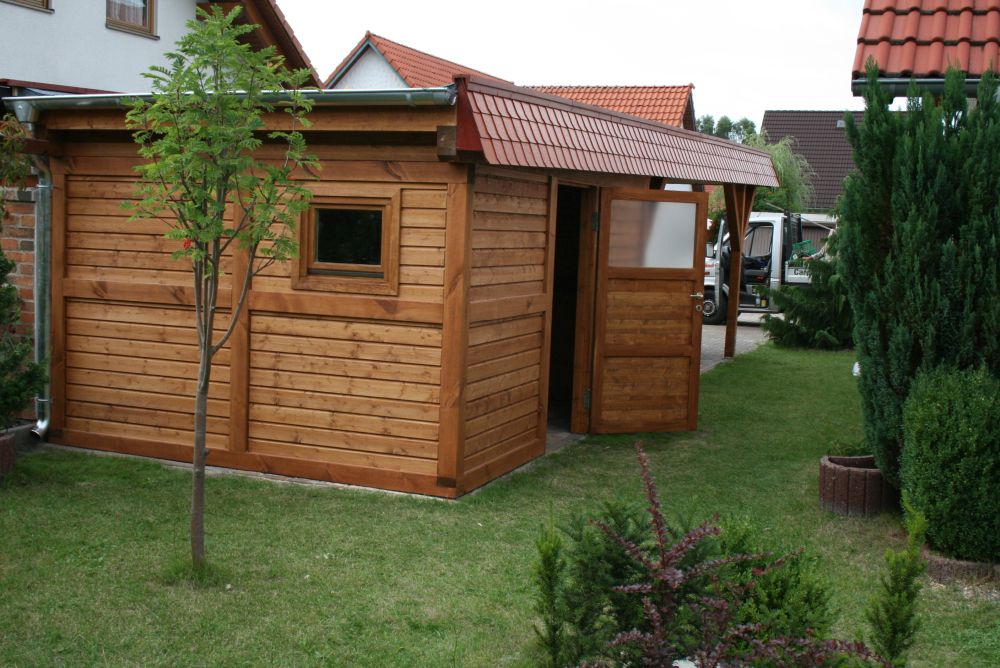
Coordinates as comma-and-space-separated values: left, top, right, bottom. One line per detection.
839, 64, 1000, 486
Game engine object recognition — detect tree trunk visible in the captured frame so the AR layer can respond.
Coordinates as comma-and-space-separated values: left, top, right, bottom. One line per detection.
191, 344, 212, 568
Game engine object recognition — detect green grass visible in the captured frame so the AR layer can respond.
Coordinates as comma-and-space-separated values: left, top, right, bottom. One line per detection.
1, 345, 997, 666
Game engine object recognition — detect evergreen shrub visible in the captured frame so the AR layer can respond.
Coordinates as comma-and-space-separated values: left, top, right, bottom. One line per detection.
838, 65, 1000, 486
901, 367, 1000, 562
761, 237, 853, 350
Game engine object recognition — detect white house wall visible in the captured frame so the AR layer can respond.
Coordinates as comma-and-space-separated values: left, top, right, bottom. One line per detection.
0, 0, 197, 92
332, 48, 408, 89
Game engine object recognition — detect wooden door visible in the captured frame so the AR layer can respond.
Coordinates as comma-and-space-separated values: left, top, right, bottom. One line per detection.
591, 189, 708, 433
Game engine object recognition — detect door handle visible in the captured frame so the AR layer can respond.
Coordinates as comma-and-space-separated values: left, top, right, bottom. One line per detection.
690, 292, 704, 299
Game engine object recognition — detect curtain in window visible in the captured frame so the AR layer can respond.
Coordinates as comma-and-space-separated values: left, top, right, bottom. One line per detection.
107, 0, 147, 27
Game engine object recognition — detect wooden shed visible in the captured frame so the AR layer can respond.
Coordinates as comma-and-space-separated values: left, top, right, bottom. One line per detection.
9, 77, 776, 497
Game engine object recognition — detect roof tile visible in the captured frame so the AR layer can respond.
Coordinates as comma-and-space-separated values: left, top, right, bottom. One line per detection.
325, 32, 509, 88
854, 0, 1000, 78
461, 78, 778, 187
761, 110, 864, 211
529, 85, 695, 129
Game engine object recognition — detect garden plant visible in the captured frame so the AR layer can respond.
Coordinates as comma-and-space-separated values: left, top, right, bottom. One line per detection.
125, 6, 316, 568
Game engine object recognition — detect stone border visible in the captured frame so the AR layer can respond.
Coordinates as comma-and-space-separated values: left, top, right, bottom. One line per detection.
819, 454, 899, 517
923, 548, 1000, 584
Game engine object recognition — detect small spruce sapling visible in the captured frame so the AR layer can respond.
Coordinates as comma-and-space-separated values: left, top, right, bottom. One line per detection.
865, 501, 927, 667
534, 511, 570, 668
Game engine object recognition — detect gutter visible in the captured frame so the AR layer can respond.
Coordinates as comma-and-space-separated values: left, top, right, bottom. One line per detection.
6, 86, 457, 124
30, 159, 50, 440
850, 77, 984, 98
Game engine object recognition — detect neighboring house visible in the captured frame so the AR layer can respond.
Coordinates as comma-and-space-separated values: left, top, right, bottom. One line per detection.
325, 31, 509, 89
760, 110, 864, 244
326, 33, 697, 132
0, 0, 198, 95
0, 0, 319, 379
530, 85, 696, 130
0, 0, 319, 96
853, 0, 1000, 97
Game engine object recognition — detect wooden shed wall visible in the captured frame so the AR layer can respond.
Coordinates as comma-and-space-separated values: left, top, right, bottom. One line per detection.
51, 138, 469, 496
462, 170, 554, 488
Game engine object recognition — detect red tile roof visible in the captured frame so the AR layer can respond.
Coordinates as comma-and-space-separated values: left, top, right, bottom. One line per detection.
325, 32, 509, 89
530, 85, 695, 129
456, 78, 777, 188
854, 0, 1000, 79
199, 1, 321, 86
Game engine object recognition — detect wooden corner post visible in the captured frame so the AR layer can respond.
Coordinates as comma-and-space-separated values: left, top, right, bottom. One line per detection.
723, 184, 756, 358
437, 168, 474, 494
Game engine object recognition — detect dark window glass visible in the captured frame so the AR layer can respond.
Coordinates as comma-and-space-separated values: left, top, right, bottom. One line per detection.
315, 209, 382, 267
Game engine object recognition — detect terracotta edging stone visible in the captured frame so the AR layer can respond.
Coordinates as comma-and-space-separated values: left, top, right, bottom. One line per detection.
819, 455, 898, 517
923, 548, 1000, 584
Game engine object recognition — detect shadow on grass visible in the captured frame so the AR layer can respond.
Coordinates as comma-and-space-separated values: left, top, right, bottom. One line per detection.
161, 556, 235, 590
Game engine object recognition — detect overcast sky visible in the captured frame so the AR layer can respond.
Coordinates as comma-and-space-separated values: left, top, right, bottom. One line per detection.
275, 0, 866, 129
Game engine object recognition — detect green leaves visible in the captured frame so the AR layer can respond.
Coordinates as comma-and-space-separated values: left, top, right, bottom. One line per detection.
124, 4, 316, 282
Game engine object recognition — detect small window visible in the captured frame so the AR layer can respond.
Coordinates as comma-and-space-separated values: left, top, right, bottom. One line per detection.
106, 0, 155, 37
313, 208, 384, 276
294, 195, 400, 295
2, 0, 51, 10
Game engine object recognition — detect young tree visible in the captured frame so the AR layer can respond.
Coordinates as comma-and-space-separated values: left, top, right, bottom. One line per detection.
707, 134, 814, 220
125, 6, 316, 568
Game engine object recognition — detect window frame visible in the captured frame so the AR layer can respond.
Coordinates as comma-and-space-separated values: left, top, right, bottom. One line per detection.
1, 0, 52, 11
105, 0, 157, 39
293, 194, 401, 296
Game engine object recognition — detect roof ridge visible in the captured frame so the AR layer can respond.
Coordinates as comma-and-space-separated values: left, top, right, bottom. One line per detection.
530, 84, 693, 90
366, 32, 506, 84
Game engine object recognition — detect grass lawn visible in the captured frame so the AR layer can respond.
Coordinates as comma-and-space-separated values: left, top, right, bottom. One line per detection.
2, 345, 997, 666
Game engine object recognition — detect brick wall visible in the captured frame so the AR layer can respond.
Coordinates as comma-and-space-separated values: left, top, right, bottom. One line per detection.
1, 187, 36, 339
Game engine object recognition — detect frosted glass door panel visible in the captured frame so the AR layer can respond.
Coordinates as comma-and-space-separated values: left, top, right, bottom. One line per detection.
608, 200, 697, 268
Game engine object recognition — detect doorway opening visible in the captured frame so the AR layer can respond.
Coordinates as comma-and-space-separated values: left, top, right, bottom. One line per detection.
547, 185, 588, 432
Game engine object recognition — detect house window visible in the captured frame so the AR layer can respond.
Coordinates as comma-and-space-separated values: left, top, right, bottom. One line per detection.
106, 0, 155, 37
2, 0, 51, 10
294, 194, 400, 295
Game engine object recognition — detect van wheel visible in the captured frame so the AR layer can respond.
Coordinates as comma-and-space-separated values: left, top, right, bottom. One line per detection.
703, 291, 727, 325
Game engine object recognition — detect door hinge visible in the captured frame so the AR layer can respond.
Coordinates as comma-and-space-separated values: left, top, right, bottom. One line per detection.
590, 212, 600, 231
582, 388, 592, 410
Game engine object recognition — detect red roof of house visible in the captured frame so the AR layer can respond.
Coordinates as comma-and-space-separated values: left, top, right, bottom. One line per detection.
325, 32, 509, 88
854, 0, 1000, 79
199, 1, 321, 86
530, 85, 695, 129
456, 77, 777, 188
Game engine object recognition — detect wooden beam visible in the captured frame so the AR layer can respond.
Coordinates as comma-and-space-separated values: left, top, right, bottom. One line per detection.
227, 244, 250, 453
437, 171, 473, 491
722, 184, 756, 358
534, 177, 560, 455
50, 158, 68, 432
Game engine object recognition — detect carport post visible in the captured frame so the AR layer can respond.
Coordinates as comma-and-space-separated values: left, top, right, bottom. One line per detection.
723, 184, 756, 358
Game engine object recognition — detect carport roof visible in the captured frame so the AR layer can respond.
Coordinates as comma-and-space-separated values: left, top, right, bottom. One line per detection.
456, 77, 778, 188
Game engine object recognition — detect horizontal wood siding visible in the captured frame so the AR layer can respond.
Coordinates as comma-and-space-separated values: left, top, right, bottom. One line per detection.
53, 140, 460, 496
463, 173, 552, 483
247, 312, 442, 472
64, 299, 231, 449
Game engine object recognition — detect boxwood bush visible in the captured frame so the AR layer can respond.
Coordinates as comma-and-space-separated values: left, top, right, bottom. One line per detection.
902, 367, 1000, 562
